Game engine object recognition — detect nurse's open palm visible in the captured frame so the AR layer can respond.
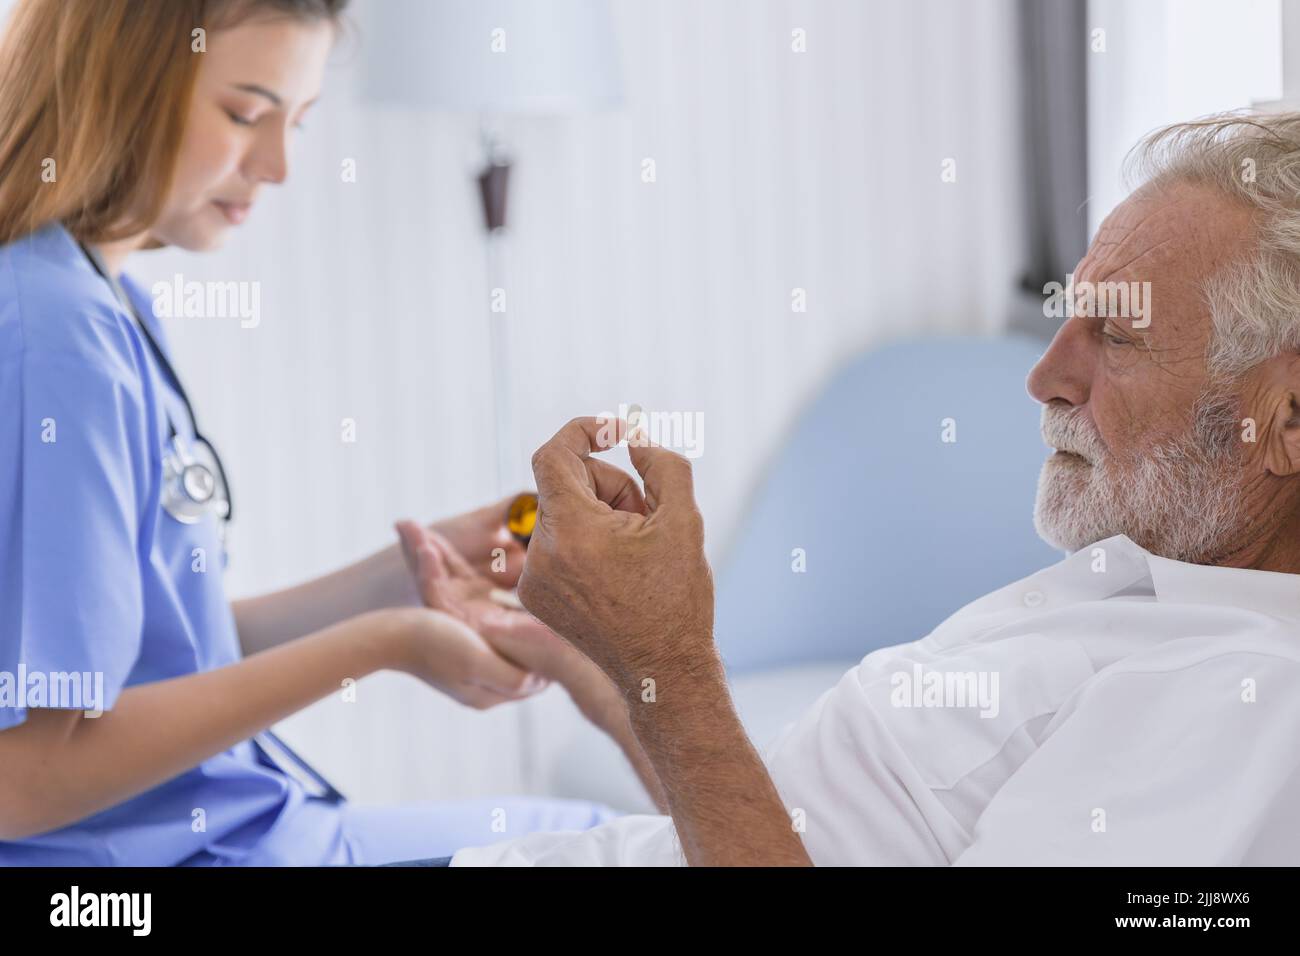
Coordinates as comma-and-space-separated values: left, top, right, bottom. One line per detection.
429, 495, 527, 586
396, 520, 560, 653
395, 519, 564, 708
395, 520, 623, 722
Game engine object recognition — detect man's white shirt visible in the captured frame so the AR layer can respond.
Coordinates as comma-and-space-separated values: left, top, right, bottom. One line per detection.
451, 535, 1300, 866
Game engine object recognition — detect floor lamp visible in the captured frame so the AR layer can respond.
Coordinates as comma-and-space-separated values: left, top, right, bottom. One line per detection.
364, 0, 622, 497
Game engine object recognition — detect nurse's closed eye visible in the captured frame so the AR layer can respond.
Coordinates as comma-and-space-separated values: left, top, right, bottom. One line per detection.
225, 83, 285, 128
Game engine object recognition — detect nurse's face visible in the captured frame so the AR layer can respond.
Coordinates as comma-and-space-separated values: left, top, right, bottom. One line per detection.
149, 14, 335, 251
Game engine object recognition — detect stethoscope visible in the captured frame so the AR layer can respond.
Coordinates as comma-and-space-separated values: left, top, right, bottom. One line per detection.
79, 242, 234, 537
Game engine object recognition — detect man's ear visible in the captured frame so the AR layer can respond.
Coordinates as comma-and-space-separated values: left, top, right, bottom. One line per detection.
1262, 384, 1300, 477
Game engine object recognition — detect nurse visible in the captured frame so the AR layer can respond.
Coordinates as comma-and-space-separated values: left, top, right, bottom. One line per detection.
0, 0, 640, 865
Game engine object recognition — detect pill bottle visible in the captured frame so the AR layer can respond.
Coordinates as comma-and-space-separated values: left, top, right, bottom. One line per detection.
506, 491, 538, 546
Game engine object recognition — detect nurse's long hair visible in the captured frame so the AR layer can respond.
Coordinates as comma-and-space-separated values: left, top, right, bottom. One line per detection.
0, 0, 348, 247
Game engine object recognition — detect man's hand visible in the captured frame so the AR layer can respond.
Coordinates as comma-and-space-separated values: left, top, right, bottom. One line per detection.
517, 417, 812, 866
516, 418, 716, 690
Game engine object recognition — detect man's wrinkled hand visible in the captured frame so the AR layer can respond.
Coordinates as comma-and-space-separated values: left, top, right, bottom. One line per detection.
516, 417, 717, 689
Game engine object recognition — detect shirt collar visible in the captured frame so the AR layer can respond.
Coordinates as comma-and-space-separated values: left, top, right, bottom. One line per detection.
1077, 534, 1300, 623
938, 534, 1300, 645
1145, 548, 1300, 623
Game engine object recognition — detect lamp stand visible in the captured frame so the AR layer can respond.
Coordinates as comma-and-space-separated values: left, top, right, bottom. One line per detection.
477, 122, 541, 794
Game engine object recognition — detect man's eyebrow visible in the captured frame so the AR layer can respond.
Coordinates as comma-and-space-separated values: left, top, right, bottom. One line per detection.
232, 83, 283, 107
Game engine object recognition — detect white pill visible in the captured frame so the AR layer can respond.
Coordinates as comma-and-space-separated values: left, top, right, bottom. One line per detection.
489, 588, 525, 610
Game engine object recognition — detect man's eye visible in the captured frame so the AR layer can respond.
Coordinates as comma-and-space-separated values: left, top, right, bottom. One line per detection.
1103, 332, 1129, 346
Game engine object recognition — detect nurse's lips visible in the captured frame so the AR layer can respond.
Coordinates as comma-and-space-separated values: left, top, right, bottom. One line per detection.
212, 200, 252, 225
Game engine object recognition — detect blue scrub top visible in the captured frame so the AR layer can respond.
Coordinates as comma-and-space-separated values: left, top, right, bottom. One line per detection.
0, 222, 344, 865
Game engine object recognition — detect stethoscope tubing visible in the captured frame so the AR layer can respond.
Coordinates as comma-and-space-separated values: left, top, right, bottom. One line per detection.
78, 240, 234, 526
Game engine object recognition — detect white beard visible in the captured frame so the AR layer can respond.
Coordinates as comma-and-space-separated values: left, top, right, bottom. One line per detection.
1033, 393, 1245, 563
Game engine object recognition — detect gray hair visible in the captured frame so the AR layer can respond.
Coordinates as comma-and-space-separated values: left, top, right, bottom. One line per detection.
1125, 111, 1300, 382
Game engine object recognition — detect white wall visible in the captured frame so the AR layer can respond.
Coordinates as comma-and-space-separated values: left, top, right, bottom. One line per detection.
12, 0, 1033, 804
1087, 0, 1283, 236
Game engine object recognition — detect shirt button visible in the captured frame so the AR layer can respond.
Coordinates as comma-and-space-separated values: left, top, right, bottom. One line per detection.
1023, 589, 1045, 608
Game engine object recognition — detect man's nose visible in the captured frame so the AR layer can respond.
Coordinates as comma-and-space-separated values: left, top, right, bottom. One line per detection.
1026, 318, 1093, 408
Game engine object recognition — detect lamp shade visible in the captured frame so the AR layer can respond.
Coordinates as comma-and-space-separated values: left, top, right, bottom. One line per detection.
361, 0, 622, 115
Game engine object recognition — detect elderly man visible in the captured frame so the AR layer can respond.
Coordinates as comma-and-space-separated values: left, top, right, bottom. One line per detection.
453, 113, 1300, 866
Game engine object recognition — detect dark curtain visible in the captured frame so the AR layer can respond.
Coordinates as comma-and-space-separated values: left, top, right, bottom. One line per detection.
1012, 0, 1089, 340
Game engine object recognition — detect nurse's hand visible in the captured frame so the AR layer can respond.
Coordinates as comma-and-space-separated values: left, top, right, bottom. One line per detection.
395, 520, 624, 730
383, 606, 550, 710
428, 494, 528, 587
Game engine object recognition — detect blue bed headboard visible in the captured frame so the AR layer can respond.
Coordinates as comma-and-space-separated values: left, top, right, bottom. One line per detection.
713, 334, 1063, 674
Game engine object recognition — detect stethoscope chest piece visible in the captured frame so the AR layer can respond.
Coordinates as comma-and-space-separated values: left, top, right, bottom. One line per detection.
161, 435, 229, 525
